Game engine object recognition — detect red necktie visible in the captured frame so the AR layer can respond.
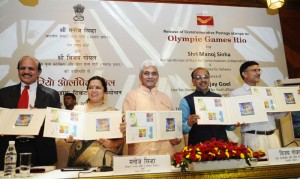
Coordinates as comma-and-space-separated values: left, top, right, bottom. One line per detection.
18, 86, 30, 109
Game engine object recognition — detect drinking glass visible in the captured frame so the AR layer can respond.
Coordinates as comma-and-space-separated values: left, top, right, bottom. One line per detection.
19, 153, 31, 177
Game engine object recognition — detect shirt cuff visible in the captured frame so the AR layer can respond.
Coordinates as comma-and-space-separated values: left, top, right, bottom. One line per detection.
183, 121, 192, 134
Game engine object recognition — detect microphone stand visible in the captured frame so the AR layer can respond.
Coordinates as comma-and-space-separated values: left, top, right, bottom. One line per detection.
97, 150, 119, 172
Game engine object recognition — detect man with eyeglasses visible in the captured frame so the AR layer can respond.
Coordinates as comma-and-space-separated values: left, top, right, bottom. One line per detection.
120, 60, 181, 155
230, 61, 287, 156
179, 67, 234, 146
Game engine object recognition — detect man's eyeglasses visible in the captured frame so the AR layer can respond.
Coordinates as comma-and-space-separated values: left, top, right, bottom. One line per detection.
143, 71, 158, 77
194, 74, 210, 80
245, 69, 262, 73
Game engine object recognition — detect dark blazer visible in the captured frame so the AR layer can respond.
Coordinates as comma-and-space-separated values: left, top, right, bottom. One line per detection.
0, 83, 61, 169
185, 90, 228, 145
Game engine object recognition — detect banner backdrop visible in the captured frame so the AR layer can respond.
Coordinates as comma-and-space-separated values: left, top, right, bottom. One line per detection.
0, 0, 288, 110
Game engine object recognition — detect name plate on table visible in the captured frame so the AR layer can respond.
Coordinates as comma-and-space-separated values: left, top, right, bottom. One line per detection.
268, 147, 300, 165
113, 155, 171, 175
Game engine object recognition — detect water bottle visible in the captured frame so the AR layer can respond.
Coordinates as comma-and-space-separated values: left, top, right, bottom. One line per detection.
3, 141, 17, 178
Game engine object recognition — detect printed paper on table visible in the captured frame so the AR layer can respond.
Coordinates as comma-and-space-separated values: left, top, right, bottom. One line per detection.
125, 111, 182, 144
194, 95, 268, 125
44, 107, 122, 140
113, 155, 171, 175
0, 108, 46, 135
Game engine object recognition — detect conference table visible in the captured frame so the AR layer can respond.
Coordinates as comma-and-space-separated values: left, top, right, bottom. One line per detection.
1, 162, 300, 178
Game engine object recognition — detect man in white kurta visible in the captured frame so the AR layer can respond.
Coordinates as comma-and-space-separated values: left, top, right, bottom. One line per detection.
122, 60, 181, 155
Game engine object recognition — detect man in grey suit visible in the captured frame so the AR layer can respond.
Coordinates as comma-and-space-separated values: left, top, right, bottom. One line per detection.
0, 56, 60, 170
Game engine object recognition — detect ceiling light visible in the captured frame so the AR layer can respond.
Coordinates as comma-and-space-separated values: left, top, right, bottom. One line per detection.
266, 0, 285, 9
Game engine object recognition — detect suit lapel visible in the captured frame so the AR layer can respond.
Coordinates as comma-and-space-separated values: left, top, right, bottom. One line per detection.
35, 84, 46, 108
10, 84, 22, 107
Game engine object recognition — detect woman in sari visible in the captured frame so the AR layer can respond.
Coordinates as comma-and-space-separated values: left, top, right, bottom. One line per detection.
66, 76, 123, 167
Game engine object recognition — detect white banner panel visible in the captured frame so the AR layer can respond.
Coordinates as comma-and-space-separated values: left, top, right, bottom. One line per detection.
0, 1, 288, 110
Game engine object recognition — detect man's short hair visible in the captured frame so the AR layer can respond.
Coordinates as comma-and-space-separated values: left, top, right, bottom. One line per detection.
239, 61, 259, 79
191, 67, 210, 79
64, 93, 76, 100
17, 56, 42, 71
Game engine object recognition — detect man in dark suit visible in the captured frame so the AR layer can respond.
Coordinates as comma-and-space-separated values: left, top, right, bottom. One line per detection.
0, 56, 60, 170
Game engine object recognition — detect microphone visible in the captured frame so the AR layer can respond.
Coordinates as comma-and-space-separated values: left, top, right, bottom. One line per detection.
98, 149, 119, 172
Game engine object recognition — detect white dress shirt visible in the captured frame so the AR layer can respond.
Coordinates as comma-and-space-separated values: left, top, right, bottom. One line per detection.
20, 81, 37, 108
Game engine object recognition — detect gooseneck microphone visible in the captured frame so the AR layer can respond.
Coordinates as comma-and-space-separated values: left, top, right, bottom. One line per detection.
98, 149, 119, 172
